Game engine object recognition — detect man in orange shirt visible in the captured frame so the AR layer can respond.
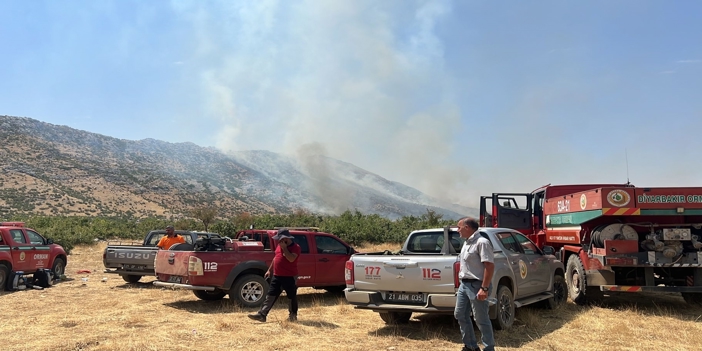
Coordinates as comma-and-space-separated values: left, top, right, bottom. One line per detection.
157, 226, 185, 250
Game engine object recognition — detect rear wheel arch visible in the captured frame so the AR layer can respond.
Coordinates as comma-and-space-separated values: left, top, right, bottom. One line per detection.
51, 255, 67, 277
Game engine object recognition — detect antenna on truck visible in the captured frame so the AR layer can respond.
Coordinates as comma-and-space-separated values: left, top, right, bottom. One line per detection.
625, 148, 630, 186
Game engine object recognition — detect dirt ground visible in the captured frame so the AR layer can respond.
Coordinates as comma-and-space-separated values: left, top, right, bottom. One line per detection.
1, 243, 701, 351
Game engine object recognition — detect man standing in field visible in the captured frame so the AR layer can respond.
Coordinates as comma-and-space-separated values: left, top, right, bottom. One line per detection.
248, 228, 301, 322
455, 217, 495, 351
157, 225, 185, 250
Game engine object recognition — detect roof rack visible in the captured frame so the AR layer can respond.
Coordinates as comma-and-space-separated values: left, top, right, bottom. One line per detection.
0, 222, 25, 227
273, 227, 319, 232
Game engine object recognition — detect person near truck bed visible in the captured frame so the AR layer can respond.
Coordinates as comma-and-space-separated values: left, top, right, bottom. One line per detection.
157, 226, 185, 250
248, 228, 301, 322
455, 217, 495, 351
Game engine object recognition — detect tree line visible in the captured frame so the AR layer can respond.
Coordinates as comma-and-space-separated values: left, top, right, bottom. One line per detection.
6, 209, 457, 254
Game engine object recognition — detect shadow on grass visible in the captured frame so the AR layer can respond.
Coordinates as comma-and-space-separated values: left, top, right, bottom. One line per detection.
296, 320, 340, 328
585, 291, 702, 322
367, 304, 578, 349
113, 280, 162, 290
162, 288, 348, 314
366, 293, 702, 348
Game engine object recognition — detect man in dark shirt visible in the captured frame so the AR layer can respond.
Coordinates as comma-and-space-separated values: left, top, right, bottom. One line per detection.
248, 228, 301, 322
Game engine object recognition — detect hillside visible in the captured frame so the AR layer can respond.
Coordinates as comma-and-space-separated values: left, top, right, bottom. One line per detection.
0, 115, 475, 220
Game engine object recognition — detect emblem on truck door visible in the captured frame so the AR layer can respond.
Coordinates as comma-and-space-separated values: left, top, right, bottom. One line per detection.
519, 260, 528, 279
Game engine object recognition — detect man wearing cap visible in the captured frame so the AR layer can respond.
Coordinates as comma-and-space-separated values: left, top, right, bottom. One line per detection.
157, 226, 185, 250
248, 228, 301, 322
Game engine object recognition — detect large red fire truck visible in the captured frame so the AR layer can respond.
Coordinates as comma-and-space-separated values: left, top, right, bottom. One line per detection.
479, 183, 702, 304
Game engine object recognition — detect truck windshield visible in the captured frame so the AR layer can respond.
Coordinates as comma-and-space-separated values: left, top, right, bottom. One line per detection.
407, 231, 462, 253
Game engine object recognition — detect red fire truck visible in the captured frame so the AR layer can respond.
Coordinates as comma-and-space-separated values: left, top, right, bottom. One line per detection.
479, 183, 702, 305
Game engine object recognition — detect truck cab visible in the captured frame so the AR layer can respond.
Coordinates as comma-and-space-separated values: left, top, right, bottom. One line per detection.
0, 221, 67, 291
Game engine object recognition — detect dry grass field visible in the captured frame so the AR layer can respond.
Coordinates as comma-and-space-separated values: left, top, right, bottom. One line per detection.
2, 243, 702, 351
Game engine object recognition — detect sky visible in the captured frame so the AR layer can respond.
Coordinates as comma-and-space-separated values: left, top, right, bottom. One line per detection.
1, 0, 701, 208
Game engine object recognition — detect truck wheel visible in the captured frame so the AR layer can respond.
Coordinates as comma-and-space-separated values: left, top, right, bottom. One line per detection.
51, 258, 66, 279
231, 274, 268, 308
682, 293, 702, 305
193, 289, 227, 301
0, 264, 9, 291
121, 275, 142, 284
566, 255, 589, 305
491, 285, 515, 330
543, 274, 567, 309
378, 312, 412, 324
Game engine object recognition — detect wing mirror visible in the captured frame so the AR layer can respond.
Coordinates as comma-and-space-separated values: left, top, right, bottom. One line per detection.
542, 245, 555, 256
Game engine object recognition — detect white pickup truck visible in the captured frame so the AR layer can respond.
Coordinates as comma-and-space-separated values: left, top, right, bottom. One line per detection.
344, 226, 566, 329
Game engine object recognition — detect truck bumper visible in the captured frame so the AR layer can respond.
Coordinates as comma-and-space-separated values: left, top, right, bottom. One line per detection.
152, 281, 216, 291
600, 285, 702, 293
344, 288, 456, 312
103, 269, 153, 276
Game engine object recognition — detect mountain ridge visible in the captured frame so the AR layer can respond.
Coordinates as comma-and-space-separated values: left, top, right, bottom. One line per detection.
0, 115, 476, 220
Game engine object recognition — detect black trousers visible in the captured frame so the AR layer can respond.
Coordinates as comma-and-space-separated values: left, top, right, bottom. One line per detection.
258, 276, 298, 316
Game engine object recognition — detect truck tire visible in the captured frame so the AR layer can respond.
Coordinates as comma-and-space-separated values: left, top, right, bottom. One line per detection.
491, 285, 515, 330
51, 257, 66, 279
566, 255, 587, 305
0, 264, 9, 291
193, 289, 227, 301
566, 255, 602, 305
122, 275, 142, 283
543, 274, 567, 310
231, 274, 268, 308
378, 312, 412, 324
682, 293, 702, 305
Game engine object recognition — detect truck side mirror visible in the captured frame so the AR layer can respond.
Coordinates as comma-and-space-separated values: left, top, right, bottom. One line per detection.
542, 245, 555, 256
46, 239, 54, 245
348, 247, 356, 255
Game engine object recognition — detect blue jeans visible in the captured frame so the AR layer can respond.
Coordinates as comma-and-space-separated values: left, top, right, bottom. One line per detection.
454, 280, 495, 351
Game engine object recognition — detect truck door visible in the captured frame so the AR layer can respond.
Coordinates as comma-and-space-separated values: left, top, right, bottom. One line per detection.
313, 234, 351, 285
512, 231, 551, 295
8, 229, 35, 272
495, 231, 530, 298
481, 193, 534, 234
26, 229, 51, 270
291, 234, 316, 285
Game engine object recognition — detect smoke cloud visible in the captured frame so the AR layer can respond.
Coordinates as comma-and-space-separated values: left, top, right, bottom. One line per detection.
171, 0, 471, 207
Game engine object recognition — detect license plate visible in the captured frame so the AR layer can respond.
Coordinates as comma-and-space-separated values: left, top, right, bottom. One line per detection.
123, 264, 146, 270
167, 276, 183, 284
386, 292, 425, 304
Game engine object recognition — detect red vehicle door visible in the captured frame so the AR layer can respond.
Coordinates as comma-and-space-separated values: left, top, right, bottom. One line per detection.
289, 234, 317, 285
8, 229, 35, 272
313, 234, 351, 285
26, 229, 52, 270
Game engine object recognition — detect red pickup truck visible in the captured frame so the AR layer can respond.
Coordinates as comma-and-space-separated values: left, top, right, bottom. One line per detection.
153, 228, 356, 307
0, 221, 67, 291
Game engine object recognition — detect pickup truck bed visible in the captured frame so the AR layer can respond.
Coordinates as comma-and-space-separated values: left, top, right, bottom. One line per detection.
103, 230, 220, 283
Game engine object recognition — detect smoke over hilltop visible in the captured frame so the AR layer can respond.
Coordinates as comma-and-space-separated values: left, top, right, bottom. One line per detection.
172, 0, 471, 208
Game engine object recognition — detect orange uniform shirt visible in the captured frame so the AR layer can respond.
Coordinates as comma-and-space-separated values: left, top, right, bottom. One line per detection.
157, 235, 185, 249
